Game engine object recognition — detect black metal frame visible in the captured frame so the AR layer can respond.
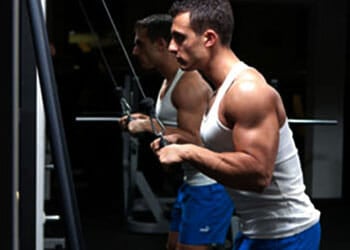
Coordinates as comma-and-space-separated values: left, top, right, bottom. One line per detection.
1, 0, 85, 249
25, 0, 86, 249
0, 0, 20, 249
19, 1, 38, 248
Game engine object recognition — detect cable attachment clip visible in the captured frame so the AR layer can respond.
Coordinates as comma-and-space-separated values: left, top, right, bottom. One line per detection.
139, 97, 169, 148
120, 97, 133, 124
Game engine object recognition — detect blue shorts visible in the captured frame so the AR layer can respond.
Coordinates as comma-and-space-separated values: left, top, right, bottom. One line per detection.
170, 183, 234, 245
233, 221, 321, 250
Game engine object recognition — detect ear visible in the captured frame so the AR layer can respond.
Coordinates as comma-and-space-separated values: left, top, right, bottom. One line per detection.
203, 29, 218, 47
155, 37, 168, 51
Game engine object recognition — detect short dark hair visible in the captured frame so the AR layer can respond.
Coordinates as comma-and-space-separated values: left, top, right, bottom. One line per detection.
134, 14, 173, 44
169, 0, 234, 46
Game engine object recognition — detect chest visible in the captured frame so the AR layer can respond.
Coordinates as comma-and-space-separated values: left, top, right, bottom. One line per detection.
206, 90, 233, 129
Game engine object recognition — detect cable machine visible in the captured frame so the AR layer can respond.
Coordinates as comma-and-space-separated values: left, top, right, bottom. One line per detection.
0, 0, 20, 249
74, 0, 174, 233
21, 0, 86, 249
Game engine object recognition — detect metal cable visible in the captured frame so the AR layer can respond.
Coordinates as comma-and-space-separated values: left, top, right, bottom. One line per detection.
77, 0, 121, 91
100, 0, 146, 98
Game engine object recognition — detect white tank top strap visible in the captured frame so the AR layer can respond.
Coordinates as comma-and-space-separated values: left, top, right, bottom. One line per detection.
165, 68, 184, 96
215, 61, 250, 101
208, 61, 250, 121
172, 69, 184, 88
155, 69, 184, 127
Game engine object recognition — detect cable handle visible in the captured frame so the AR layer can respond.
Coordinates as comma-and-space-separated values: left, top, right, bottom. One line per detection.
139, 97, 169, 148
158, 135, 169, 148
120, 97, 134, 124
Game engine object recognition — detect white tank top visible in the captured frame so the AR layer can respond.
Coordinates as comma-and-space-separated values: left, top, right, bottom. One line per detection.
200, 62, 320, 238
156, 69, 217, 186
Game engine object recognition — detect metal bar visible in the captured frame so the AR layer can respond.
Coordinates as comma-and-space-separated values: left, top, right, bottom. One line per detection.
288, 119, 338, 125
19, 1, 39, 248
0, 0, 20, 249
76, 116, 121, 122
75, 116, 338, 126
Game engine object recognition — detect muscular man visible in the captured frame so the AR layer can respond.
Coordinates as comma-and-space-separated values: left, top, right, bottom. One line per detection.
119, 14, 234, 250
151, 1, 321, 249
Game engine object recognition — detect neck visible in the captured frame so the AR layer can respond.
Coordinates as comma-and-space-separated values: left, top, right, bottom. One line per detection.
204, 48, 240, 89
157, 56, 180, 85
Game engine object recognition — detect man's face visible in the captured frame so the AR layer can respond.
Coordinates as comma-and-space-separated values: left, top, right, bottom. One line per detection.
132, 28, 157, 70
169, 12, 205, 71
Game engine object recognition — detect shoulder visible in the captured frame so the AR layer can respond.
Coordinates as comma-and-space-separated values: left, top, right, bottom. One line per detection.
172, 70, 213, 108
223, 67, 283, 124
231, 67, 278, 103
180, 70, 207, 84
176, 70, 213, 95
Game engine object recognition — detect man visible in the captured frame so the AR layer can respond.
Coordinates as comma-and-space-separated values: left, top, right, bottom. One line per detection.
151, 1, 321, 249
119, 14, 234, 250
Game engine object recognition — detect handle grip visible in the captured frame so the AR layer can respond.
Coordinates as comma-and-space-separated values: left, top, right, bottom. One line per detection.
159, 136, 169, 148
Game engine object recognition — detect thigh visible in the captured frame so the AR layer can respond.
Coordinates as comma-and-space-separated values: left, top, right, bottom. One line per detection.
234, 222, 321, 250
178, 184, 234, 246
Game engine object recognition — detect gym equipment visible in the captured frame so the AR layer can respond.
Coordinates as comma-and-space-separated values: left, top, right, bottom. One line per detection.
0, 1, 20, 249
27, 0, 86, 248
288, 119, 337, 125
75, 77, 175, 234
76, 0, 174, 233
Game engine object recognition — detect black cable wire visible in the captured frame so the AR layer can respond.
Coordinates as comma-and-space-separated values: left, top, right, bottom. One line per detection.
99, 0, 169, 145
100, 0, 147, 99
78, 0, 168, 144
77, 0, 121, 92
77, 0, 135, 120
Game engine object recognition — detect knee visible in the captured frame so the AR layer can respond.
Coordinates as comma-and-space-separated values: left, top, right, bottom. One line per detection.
167, 232, 178, 250
166, 241, 177, 250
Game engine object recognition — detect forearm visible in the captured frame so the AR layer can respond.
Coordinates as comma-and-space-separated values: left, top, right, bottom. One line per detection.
128, 116, 161, 134
179, 144, 270, 192
164, 128, 201, 145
